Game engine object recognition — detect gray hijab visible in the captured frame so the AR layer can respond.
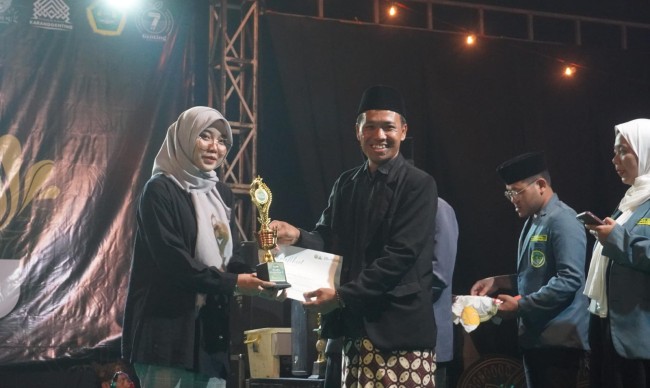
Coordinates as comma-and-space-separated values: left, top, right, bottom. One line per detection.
153, 106, 232, 192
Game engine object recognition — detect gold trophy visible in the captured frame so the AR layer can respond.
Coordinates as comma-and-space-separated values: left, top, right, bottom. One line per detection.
250, 177, 291, 289
309, 313, 327, 379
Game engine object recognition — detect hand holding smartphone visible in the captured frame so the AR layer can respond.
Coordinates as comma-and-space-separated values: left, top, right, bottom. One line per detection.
576, 211, 604, 226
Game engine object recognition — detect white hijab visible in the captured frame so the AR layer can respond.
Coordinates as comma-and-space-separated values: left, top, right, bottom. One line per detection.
585, 118, 650, 316
152, 106, 234, 274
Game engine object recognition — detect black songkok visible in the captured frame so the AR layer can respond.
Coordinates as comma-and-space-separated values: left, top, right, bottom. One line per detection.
497, 152, 547, 184
357, 85, 406, 118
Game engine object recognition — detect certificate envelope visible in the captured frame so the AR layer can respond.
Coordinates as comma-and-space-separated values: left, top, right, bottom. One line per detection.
273, 245, 343, 301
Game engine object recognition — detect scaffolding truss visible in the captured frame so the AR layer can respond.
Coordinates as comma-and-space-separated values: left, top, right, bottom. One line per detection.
209, 0, 259, 241
267, 0, 650, 49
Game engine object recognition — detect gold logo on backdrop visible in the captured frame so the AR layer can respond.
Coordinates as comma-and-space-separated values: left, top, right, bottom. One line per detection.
0, 134, 60, 231
86, 1, 127, 36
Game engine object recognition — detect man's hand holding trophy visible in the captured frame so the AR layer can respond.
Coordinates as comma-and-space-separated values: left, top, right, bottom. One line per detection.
249, 177, 291, 290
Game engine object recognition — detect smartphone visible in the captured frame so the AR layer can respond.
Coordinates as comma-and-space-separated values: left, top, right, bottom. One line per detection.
576, 211, 604, 226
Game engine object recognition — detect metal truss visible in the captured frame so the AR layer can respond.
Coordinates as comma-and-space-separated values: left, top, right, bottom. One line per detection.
209, 0, 259, 241
266, 0, 650, 49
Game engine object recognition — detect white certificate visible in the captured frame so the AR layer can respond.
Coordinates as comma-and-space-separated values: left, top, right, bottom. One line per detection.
270, 245, 343, 301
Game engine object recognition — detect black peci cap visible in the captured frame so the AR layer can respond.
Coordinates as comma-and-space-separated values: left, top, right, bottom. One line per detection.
357, 85, 406, 118
496, 152, 547, 184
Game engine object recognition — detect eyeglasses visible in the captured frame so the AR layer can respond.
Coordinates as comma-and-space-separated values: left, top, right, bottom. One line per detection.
197, 133, 229, 147
504, 180, 537, 201
110, 371, 134, 388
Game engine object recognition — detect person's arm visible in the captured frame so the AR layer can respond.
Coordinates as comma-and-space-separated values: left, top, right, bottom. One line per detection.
431, 199, 459, 303
269, 174, 347, 251
470, 275, 515, 296
602, 217, 650, 273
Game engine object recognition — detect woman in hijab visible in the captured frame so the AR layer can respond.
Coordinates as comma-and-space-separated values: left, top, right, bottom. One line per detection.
122, 107, 278, 388
584, 118, 650, 388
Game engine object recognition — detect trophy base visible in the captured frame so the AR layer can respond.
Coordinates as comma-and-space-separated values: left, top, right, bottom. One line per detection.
256, 261, 291, 289
264, 281, 292, 290
308, 360, 326, 379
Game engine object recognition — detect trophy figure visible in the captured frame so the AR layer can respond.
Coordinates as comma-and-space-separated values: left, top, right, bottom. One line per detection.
309, 313, 327, 379
250, 177, 291, 289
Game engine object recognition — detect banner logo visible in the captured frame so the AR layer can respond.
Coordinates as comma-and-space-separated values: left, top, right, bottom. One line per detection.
0, 134, 60, 318
30, 0, 73, 31
0, 0, 11, 13
87, 1, 127, 36
136, 1, 173, 42
0, 0, 18, 24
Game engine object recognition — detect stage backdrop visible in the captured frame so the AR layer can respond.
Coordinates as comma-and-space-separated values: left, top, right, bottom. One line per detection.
0, 0, 205, 364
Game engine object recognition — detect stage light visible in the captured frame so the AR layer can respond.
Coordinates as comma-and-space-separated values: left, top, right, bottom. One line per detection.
388, 4, 397, 17
563, 65, 577, 77
104, 0, 139, 11
466, 34, 476, 45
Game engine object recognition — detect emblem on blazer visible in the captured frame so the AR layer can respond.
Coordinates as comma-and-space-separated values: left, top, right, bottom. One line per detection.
530, 234, 547, 242
530, 250, 546, 268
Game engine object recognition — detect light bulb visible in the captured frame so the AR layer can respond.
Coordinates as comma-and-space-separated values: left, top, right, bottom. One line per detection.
563, 65, 577, 77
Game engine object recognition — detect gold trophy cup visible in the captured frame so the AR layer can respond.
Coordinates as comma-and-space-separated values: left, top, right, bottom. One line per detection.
250, 177, 291, 289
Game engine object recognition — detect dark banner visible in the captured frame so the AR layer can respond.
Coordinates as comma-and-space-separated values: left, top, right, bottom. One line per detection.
0, 0, 199, 364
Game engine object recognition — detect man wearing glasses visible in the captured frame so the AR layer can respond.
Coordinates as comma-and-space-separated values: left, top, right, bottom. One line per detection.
470, 152, 589, 388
